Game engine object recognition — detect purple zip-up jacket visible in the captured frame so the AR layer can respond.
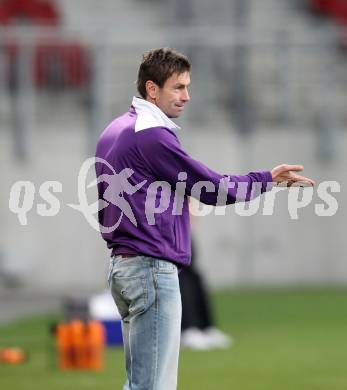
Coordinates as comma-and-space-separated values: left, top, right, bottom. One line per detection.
95, 97, 273, 267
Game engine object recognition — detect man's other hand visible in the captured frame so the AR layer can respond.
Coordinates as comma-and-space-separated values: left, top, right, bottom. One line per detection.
271, 164, 315, 187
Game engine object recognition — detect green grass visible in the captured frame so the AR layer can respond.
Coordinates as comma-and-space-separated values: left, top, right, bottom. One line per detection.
1, 288, 347, 390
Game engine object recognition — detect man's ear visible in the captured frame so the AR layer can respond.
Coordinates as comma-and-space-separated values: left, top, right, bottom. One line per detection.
145, 80, 158, 100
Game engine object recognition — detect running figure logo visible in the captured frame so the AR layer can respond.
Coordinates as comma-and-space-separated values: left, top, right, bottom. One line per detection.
68, 157, 146, 233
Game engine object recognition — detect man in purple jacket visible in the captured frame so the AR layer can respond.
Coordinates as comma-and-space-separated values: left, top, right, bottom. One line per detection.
95, 48, 314, 390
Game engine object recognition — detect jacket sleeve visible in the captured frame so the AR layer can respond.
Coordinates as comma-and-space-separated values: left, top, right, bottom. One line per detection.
136, 126, 273, 205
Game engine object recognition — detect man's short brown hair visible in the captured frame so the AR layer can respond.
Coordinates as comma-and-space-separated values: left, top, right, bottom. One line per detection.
136, 48, 191, 98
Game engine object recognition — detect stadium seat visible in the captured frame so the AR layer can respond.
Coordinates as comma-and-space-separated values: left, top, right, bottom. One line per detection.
1, 1, 90, 89
0, 0, 60, 26
310, 0, 347, 24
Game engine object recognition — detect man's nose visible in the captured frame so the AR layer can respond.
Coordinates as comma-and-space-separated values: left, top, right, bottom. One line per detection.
182, 88, 190, 102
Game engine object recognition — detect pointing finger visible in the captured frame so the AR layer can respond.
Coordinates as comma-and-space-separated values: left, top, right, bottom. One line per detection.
283, 164, 304, 172
290, 173, 315, 186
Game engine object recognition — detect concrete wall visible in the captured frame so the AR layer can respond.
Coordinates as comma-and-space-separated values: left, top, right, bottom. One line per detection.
1, 118, 345, 293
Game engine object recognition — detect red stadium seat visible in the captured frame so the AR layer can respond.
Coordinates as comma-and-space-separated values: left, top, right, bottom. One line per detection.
0, 0, 60, 26
34, 41, 90, 87
5, 40, 90, 88
310, 0, 334, 14
0, 3, 12, 25
310, 0, 347, 24
330, 0, 347, 24
1, 1, 89, 88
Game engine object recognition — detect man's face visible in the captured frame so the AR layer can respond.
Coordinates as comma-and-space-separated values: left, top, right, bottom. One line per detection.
149, 71, 191, 118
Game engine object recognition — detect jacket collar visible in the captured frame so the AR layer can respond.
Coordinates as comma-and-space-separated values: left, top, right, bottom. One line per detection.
132, 96, 181, 132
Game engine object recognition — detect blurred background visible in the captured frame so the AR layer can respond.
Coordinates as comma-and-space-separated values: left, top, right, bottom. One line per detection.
0, 1, 347, 388
1, 0, 347, 303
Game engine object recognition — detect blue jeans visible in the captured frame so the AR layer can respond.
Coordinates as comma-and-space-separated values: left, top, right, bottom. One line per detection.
108, 255, 182, 390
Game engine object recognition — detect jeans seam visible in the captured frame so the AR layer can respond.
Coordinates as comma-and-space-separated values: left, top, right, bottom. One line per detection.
151, 267, 159, 389
129, 320, 133, 389
142, 277, 148, 309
